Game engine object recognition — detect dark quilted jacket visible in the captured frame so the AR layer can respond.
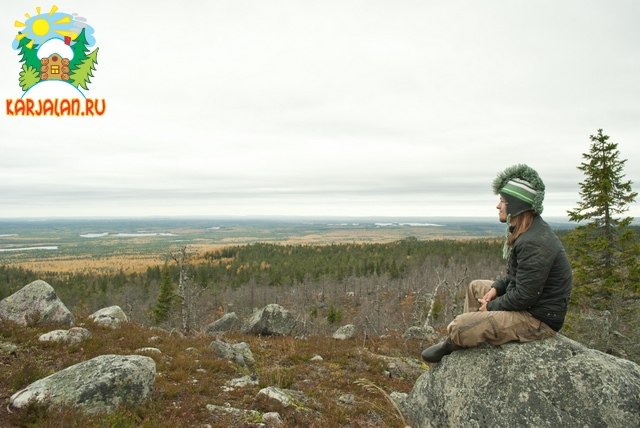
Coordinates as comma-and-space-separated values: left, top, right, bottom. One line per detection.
487, 215, 573, 331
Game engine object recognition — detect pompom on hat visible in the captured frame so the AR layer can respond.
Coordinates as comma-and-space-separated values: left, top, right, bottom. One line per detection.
492, 164, 545, 216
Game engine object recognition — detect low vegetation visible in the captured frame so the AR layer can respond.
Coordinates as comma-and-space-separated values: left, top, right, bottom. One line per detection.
0, 319, 423, 427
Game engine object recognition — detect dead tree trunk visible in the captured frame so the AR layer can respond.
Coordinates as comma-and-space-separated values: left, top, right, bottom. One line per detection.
170, 246, 192, 335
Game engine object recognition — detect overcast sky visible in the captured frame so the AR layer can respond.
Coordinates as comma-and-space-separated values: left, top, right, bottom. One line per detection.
1, 1, 639, 219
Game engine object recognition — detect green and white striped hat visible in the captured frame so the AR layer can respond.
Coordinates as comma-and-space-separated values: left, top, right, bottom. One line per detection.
492, 164, 545, 215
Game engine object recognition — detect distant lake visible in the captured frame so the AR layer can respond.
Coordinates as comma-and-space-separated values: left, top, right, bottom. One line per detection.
0, 246, 58, 252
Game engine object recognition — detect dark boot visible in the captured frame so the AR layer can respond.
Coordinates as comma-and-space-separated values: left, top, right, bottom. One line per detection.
421, 339, 461, 363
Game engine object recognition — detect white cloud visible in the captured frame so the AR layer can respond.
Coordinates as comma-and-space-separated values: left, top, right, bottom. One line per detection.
1, 1, 639, 218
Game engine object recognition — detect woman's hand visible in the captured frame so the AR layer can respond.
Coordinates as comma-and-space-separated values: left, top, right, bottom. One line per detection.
477, 287, 498, 311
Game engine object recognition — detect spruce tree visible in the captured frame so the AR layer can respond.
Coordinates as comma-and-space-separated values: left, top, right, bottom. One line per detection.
567, 129, 639, 301
152, 266, 176, 324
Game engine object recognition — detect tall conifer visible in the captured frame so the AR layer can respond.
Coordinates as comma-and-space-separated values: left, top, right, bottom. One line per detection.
567, 129, 639, 300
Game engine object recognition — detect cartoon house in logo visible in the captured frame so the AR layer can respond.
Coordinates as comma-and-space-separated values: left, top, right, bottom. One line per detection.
38, 38, 72, 82
13, 5, 98, 95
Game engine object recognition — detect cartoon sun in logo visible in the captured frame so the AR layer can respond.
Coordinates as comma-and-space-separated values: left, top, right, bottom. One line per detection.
13, 5, 98, 93
15, 6, 79, 48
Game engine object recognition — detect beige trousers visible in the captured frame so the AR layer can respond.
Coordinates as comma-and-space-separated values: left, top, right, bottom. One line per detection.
447, 280, 555, 348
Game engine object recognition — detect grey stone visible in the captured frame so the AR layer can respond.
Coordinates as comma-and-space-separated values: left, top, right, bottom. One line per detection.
9, 354, 156, 414
135, 347, 161, 355
205, 403, 261, 421
338, 393, 355, 405
403, 326, 438, 341
403, 335, 640, 428
210, 340, 255, 367
262, 411, 283, 426
242, 304, 296, 336
205, 312, 240, 336
89, 306, 128, 329
0, 341, 18, 355
225, 375, 259, 389
38, 327, 91, 345
256, 386, 308, 408
332, 324, 356, 340
0, 280, 74, 326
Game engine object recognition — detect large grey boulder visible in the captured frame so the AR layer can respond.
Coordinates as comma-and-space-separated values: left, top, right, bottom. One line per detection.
205, 312, 240, 336
89, 306, 128, 329
0, 280, 74, 326
9, 354, 156, 414
242, 304, 296, 336
402, 335, 640, 428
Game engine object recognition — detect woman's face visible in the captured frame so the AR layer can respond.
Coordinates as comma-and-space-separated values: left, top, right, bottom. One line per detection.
496, 196, 508, 223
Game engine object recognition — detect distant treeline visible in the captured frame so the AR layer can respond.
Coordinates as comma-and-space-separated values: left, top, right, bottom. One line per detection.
0, 238, 503, 304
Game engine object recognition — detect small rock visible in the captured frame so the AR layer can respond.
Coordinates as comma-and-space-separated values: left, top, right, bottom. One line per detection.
210, 340, 255, 367
89, 306, 128, 329
332, 324, 356, 340
262, 411, 283, 426
338, 394, 355, 405
204, 312, 240, 336
242, 304, 296, 336
225, 375, 259, 389
38, 327, 91, 345
135, 347, 162, 355
0, 341, 18, 355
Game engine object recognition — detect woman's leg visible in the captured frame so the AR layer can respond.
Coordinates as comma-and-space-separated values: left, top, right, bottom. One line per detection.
464, 280, 494, 313
447, 310, 555, 348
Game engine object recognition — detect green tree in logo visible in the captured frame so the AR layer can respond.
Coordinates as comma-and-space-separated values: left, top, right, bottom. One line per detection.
19, 64, 40, 91
69, 28, 90, 72
16, 33, 41, 72
70, 47, 99, 90
16, 32, 41, 90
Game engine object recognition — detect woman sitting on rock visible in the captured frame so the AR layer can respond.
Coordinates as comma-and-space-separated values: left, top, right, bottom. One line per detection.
421, 164, 573, 363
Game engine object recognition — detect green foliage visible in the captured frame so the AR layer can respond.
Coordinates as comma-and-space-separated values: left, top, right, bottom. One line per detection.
70, 47, 98, 90
327, 305, 343, 324
16, 33, 41, 72
202, 238, 501, 288
431, 295, 444, 321
566, 129, 639, 302
69, 28, 90, 72
151, 266, 176, 324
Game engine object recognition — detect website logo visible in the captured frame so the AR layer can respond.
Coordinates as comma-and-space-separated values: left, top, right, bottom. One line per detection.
6, 5, 106, 117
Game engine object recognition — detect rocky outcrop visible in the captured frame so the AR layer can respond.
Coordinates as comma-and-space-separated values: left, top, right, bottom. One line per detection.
9, 354, 156, 414
402, 335, 640, 428
38, 327, 91, 345
332, 324, 356, 340
205, 312, 240, 336
210, 340, 255, 368
89, 306, 128, 329
242, 304, 296, 336
0, 280, 74, 326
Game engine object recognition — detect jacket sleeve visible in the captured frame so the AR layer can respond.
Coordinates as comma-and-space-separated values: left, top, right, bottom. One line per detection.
492, 276, 508, 296
487, 240, 554, 311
